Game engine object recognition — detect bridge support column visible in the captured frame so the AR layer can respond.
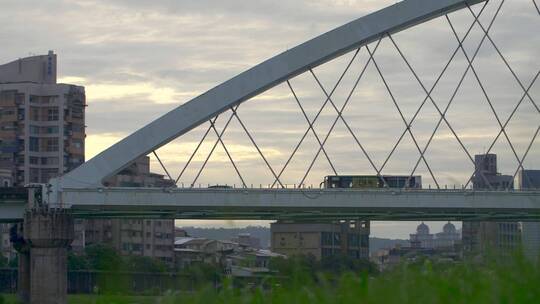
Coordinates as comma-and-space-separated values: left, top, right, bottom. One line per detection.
11, 223, 30, 303
23, 208, 74, 304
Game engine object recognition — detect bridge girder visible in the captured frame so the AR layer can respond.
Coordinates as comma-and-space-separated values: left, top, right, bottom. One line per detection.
61, 188, 540, 221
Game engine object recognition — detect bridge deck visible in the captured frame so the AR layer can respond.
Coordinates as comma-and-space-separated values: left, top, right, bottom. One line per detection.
58, 188, 540, 221
3, 188, 539, 221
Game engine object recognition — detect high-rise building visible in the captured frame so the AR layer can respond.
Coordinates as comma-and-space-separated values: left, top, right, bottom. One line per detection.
0, 52, 175, 264
517, 169, 540, 191
78, 156, 176, 264
271, 220, 370, 260
462, 154, 521, 255
472, 154, 513, 190
0, 51, 85, 185
517, 169, 540, 262
0, 51, 85, 261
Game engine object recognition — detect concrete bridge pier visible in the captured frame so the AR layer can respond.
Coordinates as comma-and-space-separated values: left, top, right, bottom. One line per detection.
15, 208, 74, 304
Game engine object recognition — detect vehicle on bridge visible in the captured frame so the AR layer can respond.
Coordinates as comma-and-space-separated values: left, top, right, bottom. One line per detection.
323, 175, 422, 189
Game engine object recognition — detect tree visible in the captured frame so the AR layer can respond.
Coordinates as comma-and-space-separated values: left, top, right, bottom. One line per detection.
68, 252, 89, 270
124, 255, 168, 273
84, 244, 124, 272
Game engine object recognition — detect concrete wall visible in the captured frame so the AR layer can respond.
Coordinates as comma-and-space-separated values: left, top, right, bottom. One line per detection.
0, 51, 57, 85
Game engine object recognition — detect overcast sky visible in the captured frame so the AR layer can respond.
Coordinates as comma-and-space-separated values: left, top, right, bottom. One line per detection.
1, 0, 538, 238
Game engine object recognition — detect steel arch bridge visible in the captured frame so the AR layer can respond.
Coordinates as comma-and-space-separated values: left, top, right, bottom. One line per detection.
5, 0, 540, 221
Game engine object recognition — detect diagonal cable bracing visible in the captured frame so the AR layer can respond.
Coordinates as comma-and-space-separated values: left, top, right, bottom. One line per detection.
463, 72, 540, 189
372, 1, 491, 186
466, 4, 539, 114
509, 125, 540, 189
271, 47, 363, 188
407, 0, 505, 190
534, 0, 540, 15
299, 40, 390, 187
208, 117, 247, 188
364, 45, 441, 189
191, 105, 244, 187
152, 150, 174, 182
175, 116, 219, 184
286, 80, 338, 176
230, 107, 285, 188
387, 34, 478, 182
446, 14, 535, 190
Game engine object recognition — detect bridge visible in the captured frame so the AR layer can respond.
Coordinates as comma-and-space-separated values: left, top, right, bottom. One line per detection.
2, 188, 540, 221
5, 0, 539, 303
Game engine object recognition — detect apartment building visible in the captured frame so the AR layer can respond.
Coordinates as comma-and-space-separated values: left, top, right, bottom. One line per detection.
0, 51, 85, 185
0, 52, 175, 264
0, 52, 85, 261
271, 220, 370, 260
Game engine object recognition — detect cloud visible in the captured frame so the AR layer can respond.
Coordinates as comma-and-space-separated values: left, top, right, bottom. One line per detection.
1, 0, 539, 235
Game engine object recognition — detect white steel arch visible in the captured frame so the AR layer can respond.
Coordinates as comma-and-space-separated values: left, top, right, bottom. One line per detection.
54, 0, 486, 192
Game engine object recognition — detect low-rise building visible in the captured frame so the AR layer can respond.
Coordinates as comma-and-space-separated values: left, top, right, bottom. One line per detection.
174, 236, 284, 277
271, 220, 370, 260
231, 233, 261, 249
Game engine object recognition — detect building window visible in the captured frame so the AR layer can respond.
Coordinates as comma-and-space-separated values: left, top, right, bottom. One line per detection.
360, 235, 369, 247
29, 137, 39, 152
46, 138, 59, 152
30, 107, 39, 121
333, 233, 341, 246
29, 157, 39, 165
47, 108, 59, 121
29, 125, 40, 135
321, 232, 333, 246
71, 124, 84, 133
41, 168, 58, 182
44, 126, 59, 134
348, 234, 359, 247
41, 157, 59, 165
29, 168, 39, 183
72, 139, 83, 150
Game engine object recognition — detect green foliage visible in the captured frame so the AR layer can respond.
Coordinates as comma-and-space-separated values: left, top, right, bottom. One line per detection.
179, 263, 220, 286
123, 255, 168, 273
68, 245, 170, 273
84, 245, 124, 272
4, 253, 540, 303
270, 254, 378, 279
163, 253, 540, 304
68, 252, 90, 270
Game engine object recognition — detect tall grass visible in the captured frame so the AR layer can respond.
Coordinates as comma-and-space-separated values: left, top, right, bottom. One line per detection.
162, 253, 539, 304
3, 252, 539, 303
